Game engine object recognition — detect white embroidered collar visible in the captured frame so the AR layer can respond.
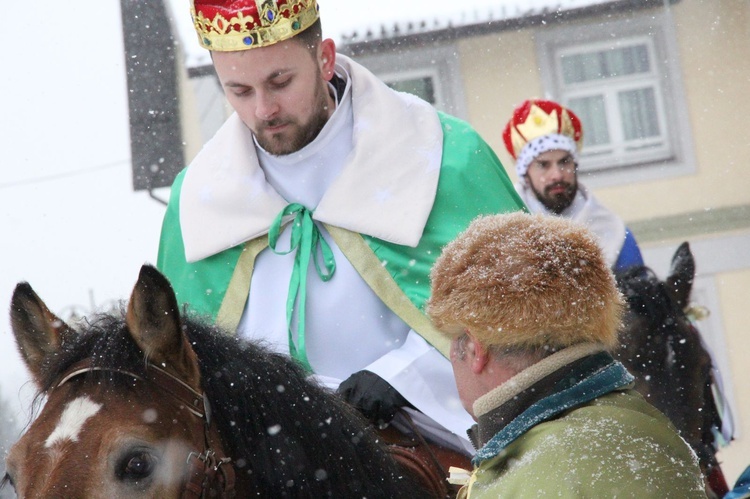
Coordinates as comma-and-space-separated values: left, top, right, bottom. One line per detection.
179, 54, 443, 262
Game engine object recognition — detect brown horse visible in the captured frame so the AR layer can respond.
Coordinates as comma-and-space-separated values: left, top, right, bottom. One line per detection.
3, 265, 434, 498
615, 242, 729, 497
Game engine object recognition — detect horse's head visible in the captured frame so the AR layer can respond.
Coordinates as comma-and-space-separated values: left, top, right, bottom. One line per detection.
5, 265, 234, 498
615, 242, 697, 370
615, 242, 722, 480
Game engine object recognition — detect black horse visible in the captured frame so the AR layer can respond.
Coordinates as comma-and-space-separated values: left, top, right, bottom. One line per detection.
615, 242, 729, 497
5, 265, 431, 498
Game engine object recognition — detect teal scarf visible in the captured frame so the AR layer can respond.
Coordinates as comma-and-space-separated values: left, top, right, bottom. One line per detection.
268, 203, 336, 372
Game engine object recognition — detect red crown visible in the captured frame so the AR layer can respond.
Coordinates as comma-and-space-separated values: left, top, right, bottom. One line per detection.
502, 99, 583, 160
191, 0, 319, 51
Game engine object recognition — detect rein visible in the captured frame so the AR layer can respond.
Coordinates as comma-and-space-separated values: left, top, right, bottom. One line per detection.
54, 358, 236, 498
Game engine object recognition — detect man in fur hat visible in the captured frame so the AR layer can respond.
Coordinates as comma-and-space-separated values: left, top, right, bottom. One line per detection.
503, 99, 644, 273
428, 212, 706, 497
157, 0, 525, 456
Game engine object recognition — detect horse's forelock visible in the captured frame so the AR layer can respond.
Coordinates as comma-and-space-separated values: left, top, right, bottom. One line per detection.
617, 266, 681, 324
40, 313, 147, 393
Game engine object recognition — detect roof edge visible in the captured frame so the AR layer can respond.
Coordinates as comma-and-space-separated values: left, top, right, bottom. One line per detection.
340, 0, 680, 56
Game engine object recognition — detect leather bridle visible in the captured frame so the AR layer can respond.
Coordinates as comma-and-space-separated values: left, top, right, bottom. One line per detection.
54, 358, 236, 498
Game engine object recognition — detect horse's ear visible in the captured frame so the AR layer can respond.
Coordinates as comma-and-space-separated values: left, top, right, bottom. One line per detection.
126, 265, 200, 386
666, 241, 695, 310
10, 282, 76, 385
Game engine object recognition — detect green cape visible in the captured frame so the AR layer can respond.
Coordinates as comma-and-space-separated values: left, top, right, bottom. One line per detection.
157, 113, 526, 356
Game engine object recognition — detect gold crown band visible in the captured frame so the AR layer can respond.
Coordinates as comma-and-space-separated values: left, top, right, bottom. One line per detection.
192, 0, 319, 51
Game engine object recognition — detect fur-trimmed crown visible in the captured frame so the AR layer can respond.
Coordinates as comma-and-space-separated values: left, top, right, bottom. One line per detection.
502, 99, 584, 179
428, 212, 623, 351
503, 99, 583, 160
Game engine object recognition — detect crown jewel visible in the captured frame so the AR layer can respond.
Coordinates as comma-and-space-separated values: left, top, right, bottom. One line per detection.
191, 0, 319, 51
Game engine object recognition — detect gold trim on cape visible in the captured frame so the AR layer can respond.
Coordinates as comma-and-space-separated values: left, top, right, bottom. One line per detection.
325, 225, 450, 358
214, 226, 450, 358
216, 236, 269, 332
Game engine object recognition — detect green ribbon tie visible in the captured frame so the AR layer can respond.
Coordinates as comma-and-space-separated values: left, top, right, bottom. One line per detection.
268, 203, 336, 372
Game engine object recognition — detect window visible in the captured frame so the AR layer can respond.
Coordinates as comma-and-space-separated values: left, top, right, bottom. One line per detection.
350, 44, 468, 119
559, 37, 671, 169
383, 70, 438, 105
187, 66, 232, 144
536, 8, 695, 186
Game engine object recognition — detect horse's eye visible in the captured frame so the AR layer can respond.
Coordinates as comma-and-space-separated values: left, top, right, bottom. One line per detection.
116, 451, 158, 482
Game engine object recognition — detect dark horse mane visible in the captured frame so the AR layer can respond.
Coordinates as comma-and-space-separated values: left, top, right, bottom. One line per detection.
616, 265, 682, 369
617, 266, 672, 319
35, 310, 424, 498
614, 257, 723, 484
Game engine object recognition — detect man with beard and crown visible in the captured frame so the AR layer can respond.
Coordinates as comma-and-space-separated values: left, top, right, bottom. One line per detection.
503, 99, 644, 272
157, 0, 526, 460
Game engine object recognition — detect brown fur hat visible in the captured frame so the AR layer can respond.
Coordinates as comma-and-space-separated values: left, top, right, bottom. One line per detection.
427, 212, 623, 350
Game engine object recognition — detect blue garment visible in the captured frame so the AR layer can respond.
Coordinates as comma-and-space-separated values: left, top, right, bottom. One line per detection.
725, 466, 750, 499
614, 228, 644, 273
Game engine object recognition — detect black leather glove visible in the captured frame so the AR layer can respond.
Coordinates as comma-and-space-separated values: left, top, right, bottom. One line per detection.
337, 370, 412, 425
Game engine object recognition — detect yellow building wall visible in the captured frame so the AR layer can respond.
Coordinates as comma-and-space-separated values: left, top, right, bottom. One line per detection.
458, 0, 750, 224
596, 0, 750, 220
458, 29, 542, 167
715, 268, 750, 483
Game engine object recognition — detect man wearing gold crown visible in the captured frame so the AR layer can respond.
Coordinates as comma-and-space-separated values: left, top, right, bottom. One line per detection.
503, 99, 644, 273
428, 213, 706, 497
157, 0, 525, 456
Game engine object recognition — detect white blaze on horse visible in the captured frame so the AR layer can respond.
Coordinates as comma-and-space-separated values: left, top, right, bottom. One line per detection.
44, 396, 102, 448
3, 265, 434, 498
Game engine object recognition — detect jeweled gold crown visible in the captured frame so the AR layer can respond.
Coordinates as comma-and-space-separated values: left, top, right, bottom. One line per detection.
191, 0, 320, 51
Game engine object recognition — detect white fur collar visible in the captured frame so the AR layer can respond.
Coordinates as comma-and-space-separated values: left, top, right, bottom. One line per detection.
179, 54, 443, 262
473, 343, 606, 418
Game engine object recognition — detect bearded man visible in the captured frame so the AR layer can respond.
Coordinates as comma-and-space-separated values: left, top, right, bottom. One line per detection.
503, 99, 644, 272
157, 0, 525, 457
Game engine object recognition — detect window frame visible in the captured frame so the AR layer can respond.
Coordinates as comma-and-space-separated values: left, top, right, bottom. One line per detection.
379, 66, 442, 106
536, 7, 696, 188
351, 43, 468, 120
557, 36, 672, 169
